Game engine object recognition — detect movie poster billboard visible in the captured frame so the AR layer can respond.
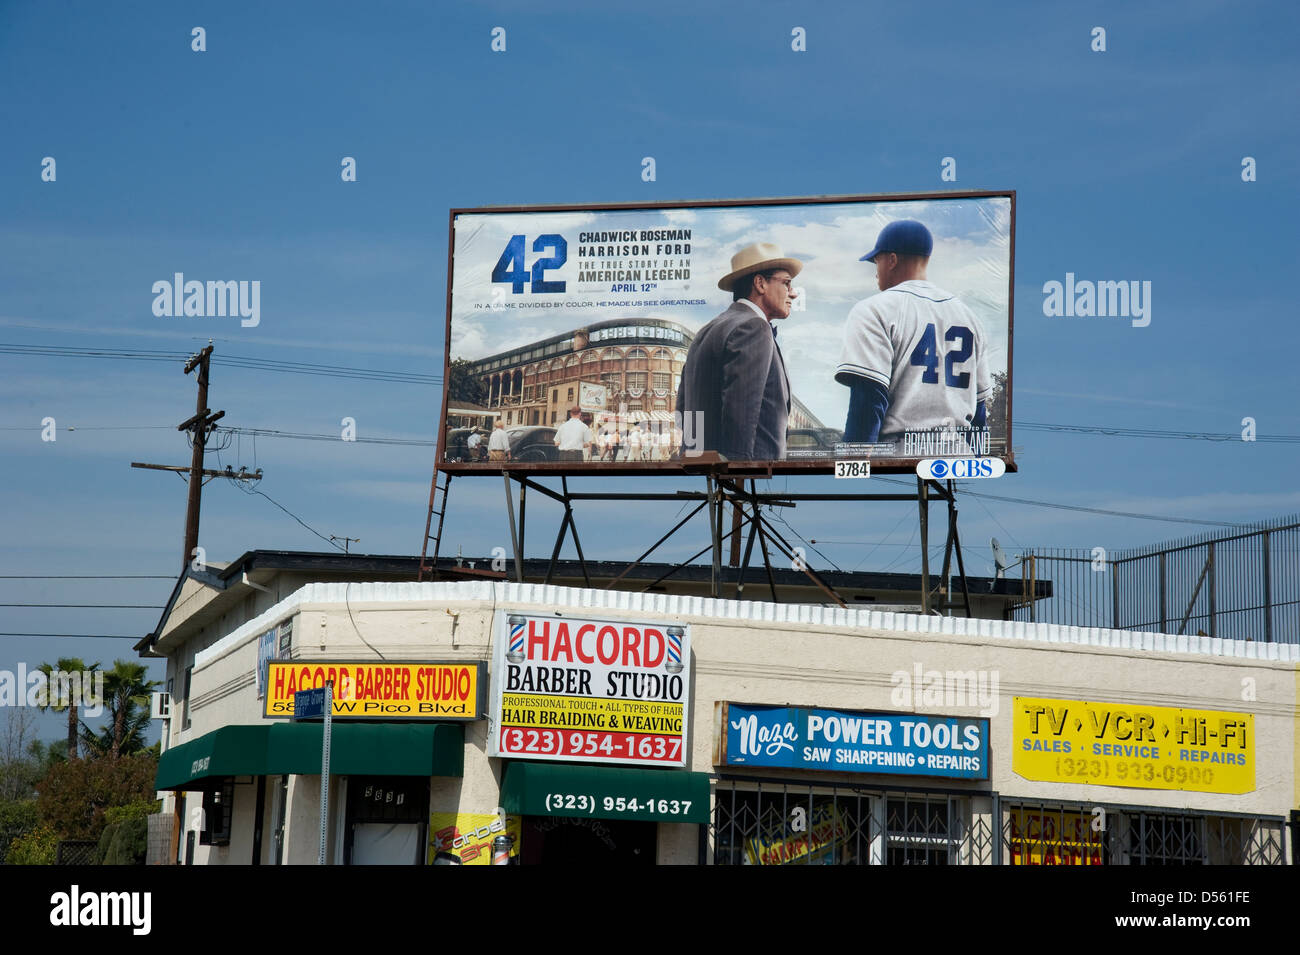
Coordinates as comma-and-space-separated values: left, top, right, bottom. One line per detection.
442, 191, 1014, 475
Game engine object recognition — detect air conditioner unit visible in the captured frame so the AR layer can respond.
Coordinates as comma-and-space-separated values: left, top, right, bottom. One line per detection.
151, 692, 171, 720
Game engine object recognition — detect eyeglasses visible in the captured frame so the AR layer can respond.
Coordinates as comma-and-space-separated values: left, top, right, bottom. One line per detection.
762, 274, 794, 289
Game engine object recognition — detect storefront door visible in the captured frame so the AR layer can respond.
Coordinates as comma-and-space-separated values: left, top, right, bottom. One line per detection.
519, 816, 656, 865
344, 776, 429, 865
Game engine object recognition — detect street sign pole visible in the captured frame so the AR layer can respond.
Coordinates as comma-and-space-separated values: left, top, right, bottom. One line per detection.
319, 680, 333, 865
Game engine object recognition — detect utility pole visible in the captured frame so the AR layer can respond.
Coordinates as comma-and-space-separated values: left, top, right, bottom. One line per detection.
179, 346, 223, 567
132, 344, 238, 569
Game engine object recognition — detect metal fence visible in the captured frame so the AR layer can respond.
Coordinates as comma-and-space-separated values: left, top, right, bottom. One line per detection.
1010, 515, 1300, 643
709, 778, 994, 865
1003, 801, 1286, 866
706, 778, 1288, 865
55, 840, 98, 865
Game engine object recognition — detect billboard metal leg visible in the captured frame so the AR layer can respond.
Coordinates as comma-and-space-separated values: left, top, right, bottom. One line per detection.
919, 477, 931, 614
518, 479, 526, 561
736, 482, 762, 598
544, 510, 569, 585
755, 506, 779, 603
606, 500, 709, 590
948, 482, 974, 618
562, 477, 592, 587
503, 473, 524, 583
940, 481, 955, 603
754, 509, 847, 609
707, 475, 722, 599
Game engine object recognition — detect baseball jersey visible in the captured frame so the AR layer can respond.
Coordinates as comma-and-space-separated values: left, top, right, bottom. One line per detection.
835, 280, 991, 436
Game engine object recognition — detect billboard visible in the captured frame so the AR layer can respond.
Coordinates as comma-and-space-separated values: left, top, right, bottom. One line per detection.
488, 612, 690, 767
1011, 697, 1254, 794
441, 191, 1015, 475
262, 661, 485, 721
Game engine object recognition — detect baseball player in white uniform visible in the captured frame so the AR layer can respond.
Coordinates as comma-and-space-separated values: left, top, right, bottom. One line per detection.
835, 220, 991, 446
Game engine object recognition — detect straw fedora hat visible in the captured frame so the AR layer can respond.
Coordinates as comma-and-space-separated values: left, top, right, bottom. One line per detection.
717, 242, 803, 292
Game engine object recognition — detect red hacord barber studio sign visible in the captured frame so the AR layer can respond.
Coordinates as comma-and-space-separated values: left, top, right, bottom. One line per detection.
488, 612, 691, 767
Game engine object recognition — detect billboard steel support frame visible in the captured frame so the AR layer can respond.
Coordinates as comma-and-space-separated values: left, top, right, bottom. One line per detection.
421, 467, 976, 616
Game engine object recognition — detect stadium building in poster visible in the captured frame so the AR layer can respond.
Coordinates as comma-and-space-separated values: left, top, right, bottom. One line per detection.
462, 318, 823, 431
140, 551, 1297, 866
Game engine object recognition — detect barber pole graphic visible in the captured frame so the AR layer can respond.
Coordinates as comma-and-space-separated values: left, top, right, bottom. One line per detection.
507, 616, 526, 664
665, 627, 684, 674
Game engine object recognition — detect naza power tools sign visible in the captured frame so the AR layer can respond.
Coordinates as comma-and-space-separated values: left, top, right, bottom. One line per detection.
488, 612, 690, 767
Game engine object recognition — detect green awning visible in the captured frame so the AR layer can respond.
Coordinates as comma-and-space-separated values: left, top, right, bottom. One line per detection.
156, 724, 270, 790
501, 762, 711, 823
266, 722, 463, 778
156, 722, 463, 790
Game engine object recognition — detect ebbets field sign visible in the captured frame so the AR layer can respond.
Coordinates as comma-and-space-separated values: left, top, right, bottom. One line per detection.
488, 612, 691, 767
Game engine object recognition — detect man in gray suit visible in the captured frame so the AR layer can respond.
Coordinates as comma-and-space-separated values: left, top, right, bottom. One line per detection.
676, 243, 802, 460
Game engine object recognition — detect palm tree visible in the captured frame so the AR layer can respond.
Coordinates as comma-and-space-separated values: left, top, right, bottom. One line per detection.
81, 660, 159, 759
36, 658, 99, 761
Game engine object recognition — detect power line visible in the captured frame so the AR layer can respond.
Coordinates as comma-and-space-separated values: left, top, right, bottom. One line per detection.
0, 632, 141, 640
872, 477, 1250, 529
218, 427, 437, 447
1016, 421, 1299, 444
0, 343, 442, 385
0, 575, 174, 579
7, 342, 1294, 438
228, 482, 347, 553
0, 603, 163, 609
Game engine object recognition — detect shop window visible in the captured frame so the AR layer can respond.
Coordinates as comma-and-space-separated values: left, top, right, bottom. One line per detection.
1124, 812, 1203, 865
199, 779, 234, 846
710, 780, 977, 865
1004, 802, 1285, 866
885, 797, 960, 865
1006, 804, 1106, 865
181, 666, 193, 729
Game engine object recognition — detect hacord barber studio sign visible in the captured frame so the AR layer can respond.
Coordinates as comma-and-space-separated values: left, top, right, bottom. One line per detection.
488, 611, 691, 767
263, 661, 485, 720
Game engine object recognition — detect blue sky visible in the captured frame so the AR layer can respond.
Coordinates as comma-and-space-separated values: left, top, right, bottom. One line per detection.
2, 1, 1297, 746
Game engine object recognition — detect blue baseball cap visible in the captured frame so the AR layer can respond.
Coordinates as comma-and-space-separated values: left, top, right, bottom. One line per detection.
860, 220, 933, 262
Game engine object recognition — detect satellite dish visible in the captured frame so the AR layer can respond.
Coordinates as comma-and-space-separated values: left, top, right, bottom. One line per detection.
991, 538, 1008, 579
